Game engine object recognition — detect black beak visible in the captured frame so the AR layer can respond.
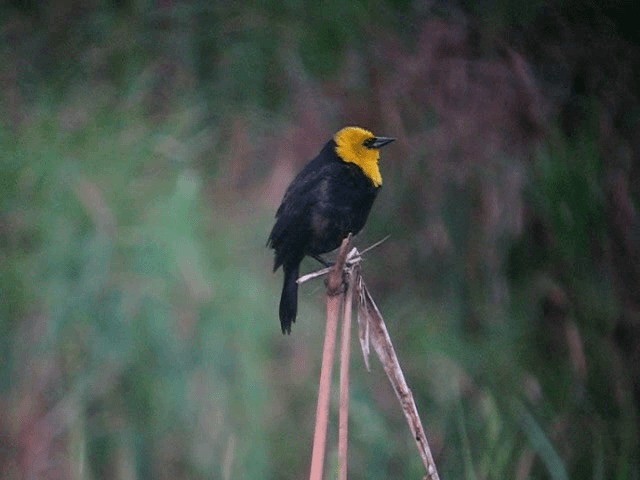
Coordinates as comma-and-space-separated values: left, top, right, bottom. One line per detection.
370, 136, 395, 148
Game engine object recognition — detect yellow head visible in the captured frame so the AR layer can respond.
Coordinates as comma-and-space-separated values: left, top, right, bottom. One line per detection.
333, 126, 395, 187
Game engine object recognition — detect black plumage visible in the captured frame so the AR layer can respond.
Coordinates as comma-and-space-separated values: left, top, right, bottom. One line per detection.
267, 133, 391, 334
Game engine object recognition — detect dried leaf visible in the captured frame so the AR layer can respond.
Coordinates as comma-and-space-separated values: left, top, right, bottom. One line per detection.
355, 269, 371, 371
361, 280, 440, 480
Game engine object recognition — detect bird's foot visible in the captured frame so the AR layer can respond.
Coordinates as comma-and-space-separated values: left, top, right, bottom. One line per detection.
311, 254, 333, 268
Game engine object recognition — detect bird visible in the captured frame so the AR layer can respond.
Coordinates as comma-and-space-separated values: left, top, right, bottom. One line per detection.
267, 126, 395, 334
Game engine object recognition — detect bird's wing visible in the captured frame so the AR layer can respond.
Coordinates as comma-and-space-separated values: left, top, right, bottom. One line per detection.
267, 161, 334, 249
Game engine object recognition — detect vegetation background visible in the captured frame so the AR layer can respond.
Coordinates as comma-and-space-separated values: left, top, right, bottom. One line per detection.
1, 1, 639, 479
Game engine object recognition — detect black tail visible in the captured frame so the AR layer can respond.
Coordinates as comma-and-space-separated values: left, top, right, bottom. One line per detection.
279, 262, 299, 334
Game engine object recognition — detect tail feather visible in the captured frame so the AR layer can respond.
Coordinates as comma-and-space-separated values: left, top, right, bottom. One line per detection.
279, 263, 299, 334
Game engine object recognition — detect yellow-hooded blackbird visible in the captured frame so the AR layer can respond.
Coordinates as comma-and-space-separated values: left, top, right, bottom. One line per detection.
267, 126, 395, 334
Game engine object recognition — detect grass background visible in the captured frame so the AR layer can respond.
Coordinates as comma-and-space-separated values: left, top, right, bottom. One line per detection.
1, 1, 639, 479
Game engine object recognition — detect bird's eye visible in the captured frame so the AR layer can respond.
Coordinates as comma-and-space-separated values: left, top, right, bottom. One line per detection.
362, 137, 375, 148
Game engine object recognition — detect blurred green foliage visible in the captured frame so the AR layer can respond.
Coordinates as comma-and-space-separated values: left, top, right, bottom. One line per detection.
1, 1, 639, 479
1, 97, 276, 478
